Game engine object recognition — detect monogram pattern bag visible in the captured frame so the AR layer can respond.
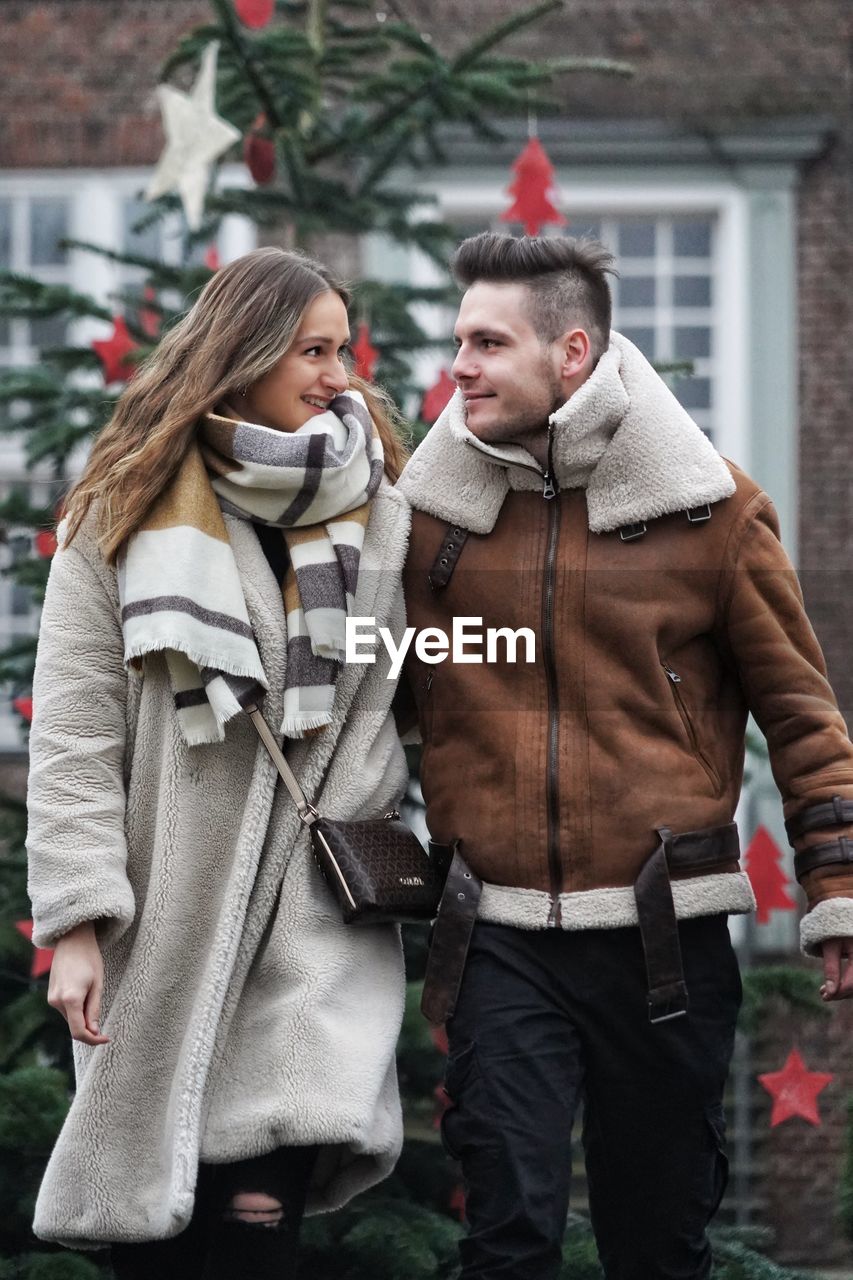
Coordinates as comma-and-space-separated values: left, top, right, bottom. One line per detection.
246, 703, 445, 924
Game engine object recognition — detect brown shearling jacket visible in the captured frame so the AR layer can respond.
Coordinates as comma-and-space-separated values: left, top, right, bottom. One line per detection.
398, 334, 853, 952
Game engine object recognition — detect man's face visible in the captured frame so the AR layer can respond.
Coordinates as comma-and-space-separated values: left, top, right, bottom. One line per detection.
451, 282, 564, 446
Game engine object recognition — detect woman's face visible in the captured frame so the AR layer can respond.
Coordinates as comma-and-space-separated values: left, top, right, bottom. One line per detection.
235, 290, 351, 432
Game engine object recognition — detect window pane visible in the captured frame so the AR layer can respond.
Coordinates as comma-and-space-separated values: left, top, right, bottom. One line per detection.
618, 220, 656, 257
569, 220, 601, 242
673, 219, 712, 258
674, 376, 711, 410
31, 198, 68, 266
619, 277, 656, 308
123, 198, 161, 259
673, 326, 711, 359
621, 327, 655, 359
0, 201, 10, 267
29, 315, 68, 348
674, 275, 712, 307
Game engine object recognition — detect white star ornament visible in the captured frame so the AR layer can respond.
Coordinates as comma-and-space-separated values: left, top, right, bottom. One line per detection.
146, 41, 241, 231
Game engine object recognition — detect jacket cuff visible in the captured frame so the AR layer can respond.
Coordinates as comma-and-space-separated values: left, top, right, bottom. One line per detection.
799, 897, 853, 957
32, 885, 136, 950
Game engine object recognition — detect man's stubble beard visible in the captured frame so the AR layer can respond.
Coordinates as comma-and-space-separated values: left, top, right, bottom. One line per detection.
474, 362, 565, 448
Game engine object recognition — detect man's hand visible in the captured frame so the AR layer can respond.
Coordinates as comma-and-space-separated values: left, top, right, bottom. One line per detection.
47, 921, 110, 1045
820, 936, 853, 1001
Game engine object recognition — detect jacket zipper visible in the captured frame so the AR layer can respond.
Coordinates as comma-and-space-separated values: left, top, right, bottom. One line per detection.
542, 431, 563, 925
661, 661, 721, 792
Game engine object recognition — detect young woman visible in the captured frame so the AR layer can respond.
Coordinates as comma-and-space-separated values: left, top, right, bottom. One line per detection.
26, 247, 412, 1278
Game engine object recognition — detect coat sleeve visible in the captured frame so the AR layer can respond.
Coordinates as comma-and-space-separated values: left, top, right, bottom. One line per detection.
26, 537, 135, 948
719, 492, 853, 954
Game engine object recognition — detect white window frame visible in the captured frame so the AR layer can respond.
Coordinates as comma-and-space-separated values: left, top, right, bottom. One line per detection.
391, 175, 751, 471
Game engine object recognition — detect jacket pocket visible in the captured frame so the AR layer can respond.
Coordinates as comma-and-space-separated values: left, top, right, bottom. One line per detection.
661, 660, 722, 794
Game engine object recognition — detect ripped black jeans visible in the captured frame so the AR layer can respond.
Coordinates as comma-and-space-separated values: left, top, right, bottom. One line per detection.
441, 916, 742, 1280
111, 1144, 318, 1280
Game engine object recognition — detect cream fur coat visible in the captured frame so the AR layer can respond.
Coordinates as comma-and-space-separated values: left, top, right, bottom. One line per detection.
26, 482, 411, 1248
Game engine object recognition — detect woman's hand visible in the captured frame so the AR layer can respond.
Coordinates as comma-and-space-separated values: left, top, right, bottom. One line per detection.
47, 921, 110, 1045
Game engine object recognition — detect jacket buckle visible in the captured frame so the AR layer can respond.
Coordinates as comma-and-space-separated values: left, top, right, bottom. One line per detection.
686, 504, 712, 524
619, 521, 647, 542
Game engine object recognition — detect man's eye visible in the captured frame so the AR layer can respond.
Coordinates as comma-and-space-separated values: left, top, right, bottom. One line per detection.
482, 339, 500, 349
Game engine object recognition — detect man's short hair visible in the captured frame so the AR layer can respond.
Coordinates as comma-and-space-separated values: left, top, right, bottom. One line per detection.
452, 232, 616, 360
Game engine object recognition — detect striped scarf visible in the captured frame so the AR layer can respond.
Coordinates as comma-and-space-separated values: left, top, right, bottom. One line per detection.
118, 390, 384, 744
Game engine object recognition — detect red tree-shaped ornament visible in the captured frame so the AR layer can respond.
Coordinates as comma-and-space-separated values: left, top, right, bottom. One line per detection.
758, 1048, 833, 1127
744, 825, 796, 925
500, 138, 567, 237
92, 316, 139, 384
421, 370, 456, 424
352, 322, 379, 381
15, 920, 55, 978
235, 0, 274, 28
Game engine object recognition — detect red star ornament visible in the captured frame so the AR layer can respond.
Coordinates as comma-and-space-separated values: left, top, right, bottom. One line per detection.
92, 316, 139, 384
35, 529, 57, 558
758, 1048, 833, 1127
352, 322, 379, 381
744, 825, 796, 924
421, 370, 456, 424
235, 0, 275, 27
14, 920, 55, 979
500, 137, 567, 237
13, 695, 33, 723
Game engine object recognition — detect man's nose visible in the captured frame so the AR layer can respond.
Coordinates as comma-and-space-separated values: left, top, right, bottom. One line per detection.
451, 346, 476, 383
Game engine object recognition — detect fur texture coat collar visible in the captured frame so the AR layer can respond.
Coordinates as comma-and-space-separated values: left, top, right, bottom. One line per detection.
399, 332, 735, 533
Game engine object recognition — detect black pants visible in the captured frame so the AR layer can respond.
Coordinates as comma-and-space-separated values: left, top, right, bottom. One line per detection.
111, 1145, 317, 1280
441, 916, 742, 1280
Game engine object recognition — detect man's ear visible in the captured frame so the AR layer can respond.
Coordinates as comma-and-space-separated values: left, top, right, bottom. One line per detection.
559, 328, 591, 380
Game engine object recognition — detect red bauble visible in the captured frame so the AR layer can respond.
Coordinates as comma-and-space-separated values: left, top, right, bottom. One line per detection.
92, 316, 139, 384
758, 1048, 833, 1127
139, 285, 160, 340
245, 133, 276, 186
35, 529, 57, 558
352, 322, 379, 381
204, 244, 221, 272
744, 825, 795, 925
13, 695, 33, 723
429, 1024, 449, 1055
449, 1184, 466, 1220
500, 138, 567, 237
235, 0, 275, 28
15, 920, 55, 978
421, 370, 456, 424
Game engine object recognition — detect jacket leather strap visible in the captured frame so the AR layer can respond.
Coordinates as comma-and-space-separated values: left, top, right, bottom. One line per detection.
634, 821, 740, 1025
785, 796, 853, 844
795, 836, 853, 879
421, 843, 482, 1025
428, 526, 469, 591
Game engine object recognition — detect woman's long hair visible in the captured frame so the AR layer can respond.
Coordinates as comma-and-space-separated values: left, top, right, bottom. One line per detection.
65, 247, 409, 564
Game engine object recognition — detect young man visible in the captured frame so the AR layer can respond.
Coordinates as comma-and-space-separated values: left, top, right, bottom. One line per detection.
397, 232, 853, 1280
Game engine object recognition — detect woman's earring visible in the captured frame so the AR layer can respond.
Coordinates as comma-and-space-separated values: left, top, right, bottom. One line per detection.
239, 384, 248, 397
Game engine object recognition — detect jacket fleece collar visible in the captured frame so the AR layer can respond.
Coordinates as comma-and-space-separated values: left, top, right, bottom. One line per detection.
398, 332, 735, 534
